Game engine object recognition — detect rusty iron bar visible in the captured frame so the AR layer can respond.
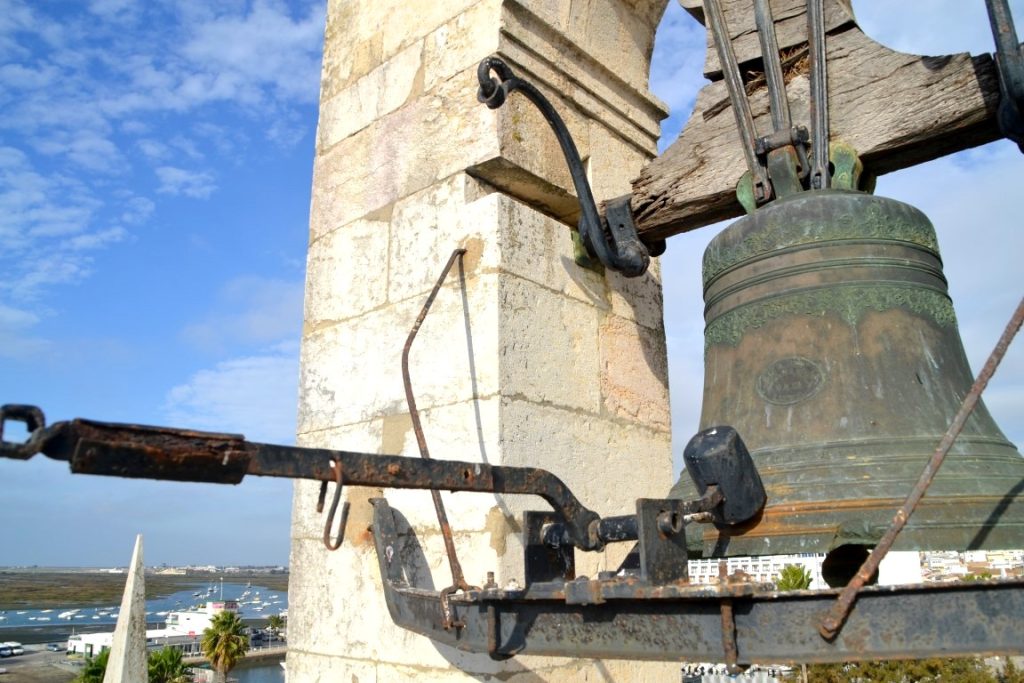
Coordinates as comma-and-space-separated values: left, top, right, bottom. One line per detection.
718, 561, 742, 675
754, 0, 791, 132
401, 248, 475, 609
807, 0, 831, 188
819, 295, 1024, 639
705, 0, 772, 203
0, 413, 604, 550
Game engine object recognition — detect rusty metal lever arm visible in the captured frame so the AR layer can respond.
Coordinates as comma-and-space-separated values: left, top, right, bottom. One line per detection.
0, 407, 603, 551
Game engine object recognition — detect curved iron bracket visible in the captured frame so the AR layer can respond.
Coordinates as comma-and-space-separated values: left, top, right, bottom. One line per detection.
476, 56, 654, 277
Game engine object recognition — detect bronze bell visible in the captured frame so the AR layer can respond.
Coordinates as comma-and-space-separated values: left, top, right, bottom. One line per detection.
676, 189, 1024, 561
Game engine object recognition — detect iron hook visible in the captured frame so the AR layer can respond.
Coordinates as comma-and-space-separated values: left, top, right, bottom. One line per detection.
322, 458, 350, 551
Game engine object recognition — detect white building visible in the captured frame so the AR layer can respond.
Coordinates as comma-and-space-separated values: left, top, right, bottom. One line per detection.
688, 553, 828, 589
67, 600, 239, 658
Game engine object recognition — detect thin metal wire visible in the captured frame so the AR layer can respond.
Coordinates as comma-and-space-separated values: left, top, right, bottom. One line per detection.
820, 296, 1024, 639
402, 248, 474, 604
705, 0, 772, 203
808, 0, 831, 188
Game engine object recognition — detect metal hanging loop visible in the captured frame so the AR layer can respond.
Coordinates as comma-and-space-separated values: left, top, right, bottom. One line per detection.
476, 57, 652, 277
321, 458, 349, 551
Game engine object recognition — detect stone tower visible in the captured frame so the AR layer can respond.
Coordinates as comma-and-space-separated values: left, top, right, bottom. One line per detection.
288, 1, 676, 679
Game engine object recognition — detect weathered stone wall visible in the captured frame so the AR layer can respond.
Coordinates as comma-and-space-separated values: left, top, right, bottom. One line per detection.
289, 1, 675, 679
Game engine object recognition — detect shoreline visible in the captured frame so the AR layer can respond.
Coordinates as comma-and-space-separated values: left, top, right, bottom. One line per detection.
0, 618, 274, 645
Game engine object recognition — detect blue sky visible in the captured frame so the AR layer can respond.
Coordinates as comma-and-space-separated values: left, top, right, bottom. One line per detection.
1, 0, 1021, 567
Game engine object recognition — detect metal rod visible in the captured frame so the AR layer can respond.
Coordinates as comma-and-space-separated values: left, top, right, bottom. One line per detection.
984, 0, 1024, 150
718, 561, 741, 674
807, 0, 831, 188
820, 296, 1024, 639
986, 0, 1022, 61
402, 248, 473, 594
705, 0, 772, 203
754, 0, 791, 132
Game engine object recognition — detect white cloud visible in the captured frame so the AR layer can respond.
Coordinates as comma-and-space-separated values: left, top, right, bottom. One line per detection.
163, 342, 300, 444
182, 0, 326, 104
0, 303, 50, 359
181, 276, 305, 353
0, 145, 123, 301
155, 165, 217, 198
66, 225, 127, 250
119, 195, 154, 224
0, 0, 325, 310
851, 0, 1023, 57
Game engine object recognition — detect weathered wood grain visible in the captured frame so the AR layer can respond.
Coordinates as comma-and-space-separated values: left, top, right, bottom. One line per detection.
631, 16, 1002, 239
680, 0, 855, 78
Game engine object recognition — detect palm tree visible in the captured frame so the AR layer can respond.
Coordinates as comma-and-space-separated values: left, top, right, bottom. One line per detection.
75, 648, 110, 683
148, 646, 192, 683
266, 614, 285, 638
200, 611, 248, 683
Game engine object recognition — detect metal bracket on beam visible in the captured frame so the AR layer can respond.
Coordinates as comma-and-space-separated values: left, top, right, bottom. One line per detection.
476, 56, 660, 277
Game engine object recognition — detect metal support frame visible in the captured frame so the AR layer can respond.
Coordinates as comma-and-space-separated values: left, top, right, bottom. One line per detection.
4, 407, 1024, 663
371, 498, 1024, 664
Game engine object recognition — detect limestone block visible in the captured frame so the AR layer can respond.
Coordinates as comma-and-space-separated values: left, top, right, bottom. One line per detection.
398, 273, 501, 409
299, 273, 502, 433
292, 420, 384, 541
498, 397, 672, 575
499, 275, 602, 413
606, 257, 666, 331
297, 308, 406, 432
289, 529, 502, 669
375, 397, 502, 531
309, 66, 499, 241
379, 0, 486, 63
287, 537, 390, 660
317, 42, 424, 153
495, 194, 608, 308
564, 0, 667, 93
387, 173, 500, 304
586, 123, 649, 199
285, 650, 379, 682
599, 313, 671, 433
498, 2, 666, 152
304, 218, 390, 327
423, 0, 502, 92
319, 0, 483, 100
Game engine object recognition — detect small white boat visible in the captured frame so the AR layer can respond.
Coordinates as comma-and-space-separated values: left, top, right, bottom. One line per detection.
37, 617, 51, 621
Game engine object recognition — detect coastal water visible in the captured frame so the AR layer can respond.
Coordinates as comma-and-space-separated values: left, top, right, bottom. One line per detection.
237, 666, 285, 683
0, 580, 287, 633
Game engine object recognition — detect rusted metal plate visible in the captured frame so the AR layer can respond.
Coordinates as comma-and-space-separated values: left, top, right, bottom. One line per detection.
371, 498, 1024, 664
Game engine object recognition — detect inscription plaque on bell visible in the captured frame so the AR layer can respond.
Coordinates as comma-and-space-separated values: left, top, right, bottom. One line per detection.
756, 356, 825, 405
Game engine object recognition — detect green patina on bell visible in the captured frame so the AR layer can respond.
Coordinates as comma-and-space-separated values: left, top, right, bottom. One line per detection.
675, 189, 1024, 560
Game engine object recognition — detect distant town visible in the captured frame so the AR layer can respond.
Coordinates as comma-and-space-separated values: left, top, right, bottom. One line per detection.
689, 549, 1024, 589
